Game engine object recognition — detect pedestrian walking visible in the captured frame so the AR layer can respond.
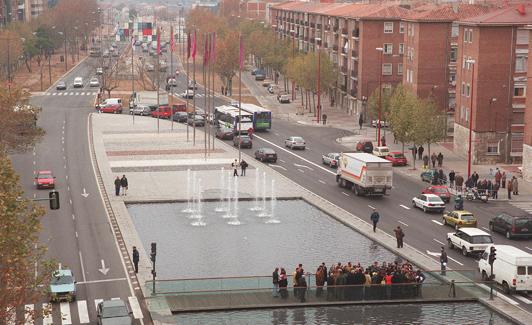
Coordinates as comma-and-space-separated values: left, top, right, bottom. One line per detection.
437, 152, 444, 167
512, 176, 519, 195
297, 272, 307, 302
394, 226, 404, 248
440, 247, 448, 276
358, 114, 363, 130
322, 113, 327, 125
232, 159, 239, 177
448, 170, 455, 189
132, 246, 139, 273
120, 175, 128, 196
279, 268, 288, 298
411, 146, 417, 161
381, 135, 386, 147
272, 267, 280, 297
472, 171, 479, 185
370, 208, 380, 232
431, 153, 437, 168
114, 176, 121, 196
418, 145, 424, 160
507, 178, 512, 200
492, 182, 499, 199
495, 169, 502, 187
501, 172, 506, 188
455, 175, 464, 192
422, 155, 429, 169
240, 159, 248, 176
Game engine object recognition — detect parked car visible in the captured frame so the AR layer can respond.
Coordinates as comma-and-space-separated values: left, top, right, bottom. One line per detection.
278, 93, 290, 103
356, 140, 373, 153
384, 151, 407, 166
99, 104, 122, 114
151, 106, 176, 119
442, 210, 478, 229
285, 136, 305, 150
255, 147, 277, 162
255, 70, 266, 81
322, 153, 340, 168
167, 78, 178, 87
89, 77, 100, 87
102, 50, 110, 58
96, 299, 133, 325
420, 169, 447, 184
371, 119, 389, 128
215, 126, 234, 140
372, 146, 390, 158
230, 100, 239, 108
112, 51, 119, 57
134, 40, 142, 46
412, 193, 445, 213
447, 228, 493, 257
56, 81, 67, 90
49, 269, 76, 302
188, 80, 198, 90
251, 68, 259, 75
181, 89, 194, 99
130, 105, 151, 116
489, 213, 532, 239
96, 67, 103, 75
267, 85, 276, 94
73, 77, 83, 88
233, 135, 252, 148
421, 185, 451, 203
187, 114, 205, 126
172, 111, 189, 123
36, 170, 55, 189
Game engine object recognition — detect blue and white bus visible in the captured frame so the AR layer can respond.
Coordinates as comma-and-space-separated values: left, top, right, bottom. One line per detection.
214, 105, 254, 135
240, 103, 272, 131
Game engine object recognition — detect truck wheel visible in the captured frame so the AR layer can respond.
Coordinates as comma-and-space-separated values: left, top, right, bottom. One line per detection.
505, 231, 512, 239
502, 281, 510, 294
447, 239, 454, 249
481, 271, 488, 281
353, 185, 359, 196
461, 246, 468, 256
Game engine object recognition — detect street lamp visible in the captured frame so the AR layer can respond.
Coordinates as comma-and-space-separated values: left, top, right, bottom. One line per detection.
376, 47, 384, 146
466, 58, 475, 178
489, 97, 497, 131
290, 29, 295, 101
316, 37, 322, 124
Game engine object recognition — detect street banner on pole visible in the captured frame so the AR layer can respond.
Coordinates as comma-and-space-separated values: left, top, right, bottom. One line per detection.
170, 26, 174, 53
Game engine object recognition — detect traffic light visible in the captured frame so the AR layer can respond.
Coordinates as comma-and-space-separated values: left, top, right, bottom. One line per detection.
489, 246, 497, 265
150, 242, 157, 262
49, 190, 60, 210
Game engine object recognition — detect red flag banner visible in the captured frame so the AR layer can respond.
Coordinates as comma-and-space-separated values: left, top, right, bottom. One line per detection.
191, 31, 197, 59
187, 33, 191, 59
203, 34, 208, 66
239, 35, 244, 70
156, 27, 161, 55
170, 26, 174, 53
211, 32, 216, 62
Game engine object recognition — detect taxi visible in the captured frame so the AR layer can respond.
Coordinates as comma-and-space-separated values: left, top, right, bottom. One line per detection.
443, 210, 478, 229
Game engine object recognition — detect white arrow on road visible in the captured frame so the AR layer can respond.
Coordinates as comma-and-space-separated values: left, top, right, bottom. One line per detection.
81, 188, 89, 198
294, 163, 313, 171
98, 259, 110, 275
426, 250, 441, 257
269, 164, 287, 171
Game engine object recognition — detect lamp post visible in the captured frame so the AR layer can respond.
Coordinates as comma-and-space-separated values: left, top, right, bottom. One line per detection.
466, 58, 475, 178
489, 97, 497, 131
316, 37, 321, 124
376, 47, 384, 146
290, 29, 295, 101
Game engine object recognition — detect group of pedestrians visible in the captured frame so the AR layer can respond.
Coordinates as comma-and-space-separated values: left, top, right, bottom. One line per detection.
232, 159, 249, 177
114, 175, 129, 196
411, 146, 445, 169
463, 169, 519, 199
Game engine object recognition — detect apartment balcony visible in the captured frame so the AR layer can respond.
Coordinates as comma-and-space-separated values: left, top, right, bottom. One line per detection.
323, 42, 328, 48
352, 29, 359, 38
333, 25, 339, 32
310, 38, 315, 44
341, 66, 347, 74
317, 24, 322, 29
350, 89, 357, 97
304, 21, 309, 26
351, 70, 357, 79
340, 85, 347, 92
341, 28, 348, 35
341, 47, 348, 55
351, 50, 358, 59
332, 44, 338, 52
324, 25, 330, 31
310, 22, 315, 28
316, 39, 321, 46
304, 36, 309, 42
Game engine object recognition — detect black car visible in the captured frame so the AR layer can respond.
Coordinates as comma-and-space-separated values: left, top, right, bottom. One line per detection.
489, 213, 532, 239
187, 115, 205, 127
56, 81, 67, 90
255, 70, 266, 81
233, 135, 252, 148
215, 126, 234, 140
255, 147, 277, 162
172, 112, 188, 123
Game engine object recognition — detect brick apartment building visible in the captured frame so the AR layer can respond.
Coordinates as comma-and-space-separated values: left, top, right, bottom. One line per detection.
453, 5, 532, 165
522, 26, 532, 182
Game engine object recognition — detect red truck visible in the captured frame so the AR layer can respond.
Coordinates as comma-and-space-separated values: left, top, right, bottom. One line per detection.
150, 103, 187, 119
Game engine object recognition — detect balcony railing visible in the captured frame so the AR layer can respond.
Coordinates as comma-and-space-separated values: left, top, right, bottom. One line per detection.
352, 29, 360, 38
341, 47, 348, 55
342, 28, 348, 35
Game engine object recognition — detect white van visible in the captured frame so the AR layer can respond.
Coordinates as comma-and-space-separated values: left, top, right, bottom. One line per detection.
95, 98, 122, 110
478, 245, 532, 293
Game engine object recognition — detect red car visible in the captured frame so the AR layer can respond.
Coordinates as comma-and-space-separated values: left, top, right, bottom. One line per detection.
98, 104, 122, 114
152, 104, 186, 119
384, 151, 407, 166
35, 170, 55, 189
421, 185, 451, 203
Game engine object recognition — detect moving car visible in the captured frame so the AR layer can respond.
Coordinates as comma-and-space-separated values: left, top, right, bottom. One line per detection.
89, 77, 100, 87
181, 89, 194, 99
478, 245, 532, 293
255, 69, 266, 81
145, 63, 154, 71
285, 136, 305, 150
251, 68, 258, 75
49, 269, 76, 302
372, 146, 390, 158
96, 299, 133, 325
36, 170, 55, 189
355, 140, 373, 153
99, 104, 122, 114
255, 147, 277, 162
447, 228, 493, 256
278, 93, 290, 103
56, 81, 67, 90
103, 50, 110, 58
130, 105, 151, 116
96, 67, 104, 75
172, 111, 189, 123
384, 151, 407, 166
187, 114, 205, 126
322, 153, 340, 167
489, 213, 532, 239
73, 77, 83, 88
167, 78, 178, 87
421, 185, 451, 203
442, 210, 477, 229
188, 80, 197, 90
371, 119, 389, 128
412, 193, 445, 213
215, 126, 234, 140
233, 135, 252, 149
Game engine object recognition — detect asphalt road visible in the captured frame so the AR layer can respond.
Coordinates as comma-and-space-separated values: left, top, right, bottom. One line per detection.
11, 46, 145, 324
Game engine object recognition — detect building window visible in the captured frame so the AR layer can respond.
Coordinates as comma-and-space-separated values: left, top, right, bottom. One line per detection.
397, 63, 403, 75
449, 73, 456, 83
516, 29, 529, 45
514, 86, 526, 97
399, 43, 404, 55
399, 22, 405, 34
516, 55, 528, 73
451, 23, 459, 37
466, 83, 471, 97
383, 43, 393, 54
461, 82, 465, 96
487, 142, 500, 155
465, 106, 469, 122
382, 63, 392, 75
408, 69, 413, 83
450, 47, 457, 62
384, 22, 393, 33
460, 105, 465, 120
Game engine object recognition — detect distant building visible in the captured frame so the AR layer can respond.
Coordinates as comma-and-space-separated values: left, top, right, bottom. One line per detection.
23, 0, 46, 21
523, 25, 532, 182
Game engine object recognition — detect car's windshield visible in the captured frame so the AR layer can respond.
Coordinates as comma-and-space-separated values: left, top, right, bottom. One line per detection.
101, 306, 129, 318
263, 149, 275, 154
292, 137, 304, 141
471, 235, 493, 244
460, 214, 475, 221
38, 173, 52, 179
240, 136, 250, 140
51, 275, 73, 285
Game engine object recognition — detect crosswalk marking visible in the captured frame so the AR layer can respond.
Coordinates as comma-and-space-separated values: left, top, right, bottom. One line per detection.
42, 303, 53, 325
69, 92, 74, 95
80, 92, 85, 95
77, 300, 90, 324
94, 299, 103, 311
46, 92, 98, 96
509, 201, 532, 214
51, 93, 57, 96
59, 302, 72, 324
128, 296, 143, 319
74, 92, 79, 96
24, 304, 34, 325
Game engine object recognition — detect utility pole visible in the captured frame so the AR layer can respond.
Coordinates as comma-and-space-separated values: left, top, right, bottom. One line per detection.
466, 59, 475, 178
376, 47, 384, 146
317, 42, 321, 124
7, 37, 11, 94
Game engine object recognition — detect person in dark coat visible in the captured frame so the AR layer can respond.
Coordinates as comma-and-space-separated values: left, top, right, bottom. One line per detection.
448, 170, 456, 189
359, 114, 363, 130
240, 159, 248, 176
114, 176, 121, 196
430, 153, 437, 168
120, 175, 128, 196
507, 178, 513, 200
132, 246, 139, 273
394, 226, 404, 248
471, 171, 479, 186
278, 268, 288, 298
272, 268, 280, 297
297, 273, 307, 302
492, 182, 499, 199
411, 146, 417, 160
422, 155, 429, 169
315, 265, 326, 297
232, 159, 239, 177
418, 145, 424, 160
440, 247, 448, 276
501, 172, 507, 188
370, 208, 380, 232
437, 152, 444, 167
455, 175, 464, 192
438, 169, 445, 184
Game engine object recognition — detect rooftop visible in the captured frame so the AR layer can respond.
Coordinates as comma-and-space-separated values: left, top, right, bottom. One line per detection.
459, 4, 532, 26
404, 4, 495, 22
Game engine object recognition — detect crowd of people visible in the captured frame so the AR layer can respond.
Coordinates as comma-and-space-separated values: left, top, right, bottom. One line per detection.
272, 261, 426, 302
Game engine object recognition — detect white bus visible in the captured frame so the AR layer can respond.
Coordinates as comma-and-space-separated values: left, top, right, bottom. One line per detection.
240, 103, 272, 131
214, 105, 254, 135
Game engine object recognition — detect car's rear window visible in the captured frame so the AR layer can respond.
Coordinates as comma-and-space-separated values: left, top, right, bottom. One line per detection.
434, 188, 448, 193
293, 137, 304, 141
470, 235, 493, 244
517, 266, 526, 275
428, 197, 443, 202
515, 217, 532, 227
461, 214, 475, 221
264, 149, 275, 154
38, 174, 52, 179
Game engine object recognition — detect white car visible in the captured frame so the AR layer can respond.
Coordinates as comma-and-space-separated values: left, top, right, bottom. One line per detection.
96, 67, 103, 75
371, 119, 389, 128
412, 193, 445, 213
188, 80, 197, 90
372, 146, 390, 158
89, 78, 100, 87
181, 89, 194, 99
447, 228, 493, 257
73, 77, 83, 88
285, 136, 305, 150
322, 153, 340, 167
145, 64, 154, 72
278, 93, 290, 103
167, 78, 178, 87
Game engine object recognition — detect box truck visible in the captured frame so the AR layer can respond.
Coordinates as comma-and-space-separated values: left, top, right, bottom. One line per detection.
336, 152, 393, 196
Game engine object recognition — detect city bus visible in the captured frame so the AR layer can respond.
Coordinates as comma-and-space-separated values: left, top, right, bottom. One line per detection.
214, 105, 254, 135
240, 103, 272, 131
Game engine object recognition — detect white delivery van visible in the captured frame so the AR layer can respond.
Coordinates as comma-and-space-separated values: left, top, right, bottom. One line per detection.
478, 245, 532, 293
336, 152, 393, 196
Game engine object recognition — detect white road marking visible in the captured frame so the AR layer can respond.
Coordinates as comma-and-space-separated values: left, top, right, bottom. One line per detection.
368, 205, 376, 210
42, 303, 53, 325
448, 256, 464, 266
398, 220, 409, 227
294, 163, 313, 170
297, 168, 305, 173
60, 302, 72, 324
72, 214, 75, 220
128, 296, 144, 319
433, 238, 446, 245
482, 227, 490, 232
79, 251, 87, 282
24, 304, 34, 325
342, 192, 350, 196
268, 164, 287, 171
399, 204, 410, 210
253, 134, 335, 175
75, 231, 78, 238
69, 199, 72, 205
318, 179, 326, 184
280, 159, 285, 163
80, 92, 85, 96
77, 300, 90, 323
432, 220, 444, 226
76, 277, 128, 285
52, 93, 57, 96
514, 295, 532, 304
274, 132, 280, 136
94, 299, 104, 311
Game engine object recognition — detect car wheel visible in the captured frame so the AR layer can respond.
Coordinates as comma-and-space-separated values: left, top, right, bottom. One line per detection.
506, 231, 512, 239
447, 239, 454, 249
443, 218, 447, 225
322, 159, 326, 165
481, 270, 489, 281
461, 246, 468, 256
412, 200, 416, 208
502, 281, 511, 294
423, 206, 427, 213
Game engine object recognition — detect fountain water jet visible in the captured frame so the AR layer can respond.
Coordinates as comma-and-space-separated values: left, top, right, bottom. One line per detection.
266, 179, 280, 224
227, 176, 241, 225
249, 168, 263, 211
182, 169, 195, 213
257, 172, 270, 218
215, 167, 227, 212
191, 178, 206, 226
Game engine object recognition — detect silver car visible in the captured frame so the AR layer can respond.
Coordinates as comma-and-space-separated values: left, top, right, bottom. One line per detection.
285, 136, 306, 150
130, 105, 151, 116
89, 78, 100, 87
322, 153, 340, 167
